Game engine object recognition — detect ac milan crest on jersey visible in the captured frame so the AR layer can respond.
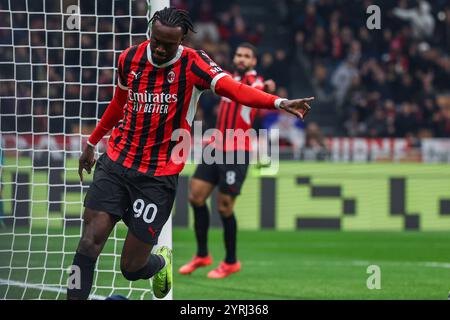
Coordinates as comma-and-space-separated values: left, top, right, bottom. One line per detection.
167, 70, 176, 83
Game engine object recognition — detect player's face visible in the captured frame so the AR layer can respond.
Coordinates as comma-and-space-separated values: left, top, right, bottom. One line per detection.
233, 47, 256, 74
150, 20, 184, 65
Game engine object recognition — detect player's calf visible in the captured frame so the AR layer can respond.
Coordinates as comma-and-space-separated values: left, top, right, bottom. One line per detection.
67, 209, 116, 300
67, 252, 97, 300
189, 180, 215, 258
120, 254, 165, 281
119, 231, 166, 281
66, 236, 101, 300
216, 193, 239, 272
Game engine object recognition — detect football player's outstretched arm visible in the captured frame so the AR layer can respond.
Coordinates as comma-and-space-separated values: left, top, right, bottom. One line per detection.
214, 75, 313, 120
78, 86, 128, 181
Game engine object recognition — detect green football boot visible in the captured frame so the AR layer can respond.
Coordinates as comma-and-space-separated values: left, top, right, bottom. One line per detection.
152, 246, 172, 299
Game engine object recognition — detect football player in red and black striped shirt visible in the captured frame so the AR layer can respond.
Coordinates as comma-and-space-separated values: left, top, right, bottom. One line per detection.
68, 8, 312, 300
179, 43, 277, 278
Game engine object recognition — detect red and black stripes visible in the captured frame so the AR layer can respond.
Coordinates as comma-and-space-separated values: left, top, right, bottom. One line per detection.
130, 67, 159, 171
191, 62, 213, 87
115, 43, 149, 166
165, 55, 189, 169
144, 66, 173, 175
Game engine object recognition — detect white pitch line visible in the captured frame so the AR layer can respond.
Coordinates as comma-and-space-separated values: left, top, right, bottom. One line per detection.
0, 278, 106, 300
421, 262, 450, 269
244, 259, 450, 269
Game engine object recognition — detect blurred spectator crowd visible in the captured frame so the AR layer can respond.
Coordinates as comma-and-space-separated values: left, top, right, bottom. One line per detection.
285, 0, 450, 140
1, 0, 449, 154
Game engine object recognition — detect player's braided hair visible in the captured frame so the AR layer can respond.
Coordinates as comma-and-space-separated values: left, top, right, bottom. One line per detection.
150, 7, 195, 35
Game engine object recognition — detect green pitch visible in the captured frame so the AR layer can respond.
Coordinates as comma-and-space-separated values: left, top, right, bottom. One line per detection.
1, 227, 449, 300
1, 158, 450, 299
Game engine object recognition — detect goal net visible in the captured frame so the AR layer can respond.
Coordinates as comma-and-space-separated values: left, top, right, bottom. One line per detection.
0, 0, 171, 300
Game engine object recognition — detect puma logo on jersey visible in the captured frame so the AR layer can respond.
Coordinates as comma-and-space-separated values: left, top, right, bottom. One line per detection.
131, 71, 141, 79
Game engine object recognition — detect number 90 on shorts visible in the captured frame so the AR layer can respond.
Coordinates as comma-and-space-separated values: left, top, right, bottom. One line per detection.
133, 199, 158, 224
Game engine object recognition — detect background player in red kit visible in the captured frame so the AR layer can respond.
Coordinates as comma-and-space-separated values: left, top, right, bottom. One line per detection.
179, 43, 276, 278
68, 7, 312, 300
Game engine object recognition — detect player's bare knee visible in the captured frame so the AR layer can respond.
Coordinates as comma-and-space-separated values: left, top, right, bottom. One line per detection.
77, 224, 105, 257
77, 236, 101, 258
217, 202, 233, 218
189, 192, 206, 207
217, 193, 235, 217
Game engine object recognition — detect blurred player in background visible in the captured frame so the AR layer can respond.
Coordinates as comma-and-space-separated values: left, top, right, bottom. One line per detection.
179, 43, 276, 278
69, 7, 312, 300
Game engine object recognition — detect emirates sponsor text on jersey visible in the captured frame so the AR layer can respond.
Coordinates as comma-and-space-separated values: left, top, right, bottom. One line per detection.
128, 89, 178, 113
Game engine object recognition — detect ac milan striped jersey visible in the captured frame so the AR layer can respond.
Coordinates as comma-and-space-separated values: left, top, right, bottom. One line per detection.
105, 40, 228, 176
214, 70, 265, 151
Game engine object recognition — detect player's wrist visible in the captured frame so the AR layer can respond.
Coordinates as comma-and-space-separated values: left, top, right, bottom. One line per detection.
86, 140, 96, 148
274, 98, 288, 110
